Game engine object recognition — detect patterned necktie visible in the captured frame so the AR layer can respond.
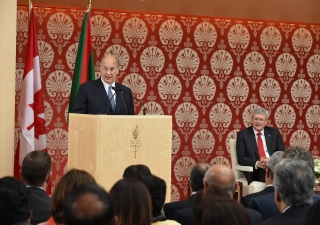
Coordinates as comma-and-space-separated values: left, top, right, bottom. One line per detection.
108, 86, 115, 111
257, 132, 266, 158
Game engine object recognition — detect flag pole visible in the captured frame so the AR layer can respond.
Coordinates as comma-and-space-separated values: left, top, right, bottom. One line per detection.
28, 0, 32, 22
88, 0, 92, 10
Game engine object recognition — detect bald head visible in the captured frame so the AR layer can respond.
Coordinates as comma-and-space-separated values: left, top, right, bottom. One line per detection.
203, 165, 236, 197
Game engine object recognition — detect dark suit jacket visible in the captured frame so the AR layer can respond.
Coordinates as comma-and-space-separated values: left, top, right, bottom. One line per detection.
28, 187, 51, 225
241, 186, 274, 207
258, 205, 311, 225
174, 207, 193, 225
236, 126, 285, 181
163, 196, 194, 220
174, 205, 263, 225
73, 78, 134, 115
249, 192, 320, 221
248, 192, 279, 220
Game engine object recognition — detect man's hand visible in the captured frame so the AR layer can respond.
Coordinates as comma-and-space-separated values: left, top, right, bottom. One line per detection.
257, 157, 269, 169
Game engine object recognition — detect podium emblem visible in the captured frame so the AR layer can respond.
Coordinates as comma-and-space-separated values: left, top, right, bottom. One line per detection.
130, 125, 141, 158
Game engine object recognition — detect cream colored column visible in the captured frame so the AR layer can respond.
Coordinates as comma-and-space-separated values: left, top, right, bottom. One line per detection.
0, 0, 17, 177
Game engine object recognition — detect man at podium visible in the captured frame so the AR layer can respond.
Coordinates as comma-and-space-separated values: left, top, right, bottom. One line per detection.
73, 54, 135, 115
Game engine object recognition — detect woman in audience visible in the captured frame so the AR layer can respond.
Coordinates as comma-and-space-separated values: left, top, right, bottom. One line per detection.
39, 169, 96, 225
110, 178, 153, 225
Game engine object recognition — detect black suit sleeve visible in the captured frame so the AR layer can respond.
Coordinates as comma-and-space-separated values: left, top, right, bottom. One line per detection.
236, 130, 258, 168
127, 88, 134, 115
72, 83, 87, 114
274, 129, 286, 152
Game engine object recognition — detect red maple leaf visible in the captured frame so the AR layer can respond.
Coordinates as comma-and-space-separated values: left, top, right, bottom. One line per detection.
26, 90, 46, 139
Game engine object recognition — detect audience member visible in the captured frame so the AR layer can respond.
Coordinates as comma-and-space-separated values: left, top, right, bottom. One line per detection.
258, 159, 314, 225
175, 165, 262, 225
0, 176, 33, 225
123, 164, 151, 180
163, 162, 211, 220
236, 108, 285, 182
64, 183, 115, 225
250, 146, 320, 220
241, 151, 283, 208
305, 200, 320, 225
42, 169, 96, 225
141, 174, 180, 225
20, 150, 52, 225
110, 178, 153, 225
193, 186, 252, 225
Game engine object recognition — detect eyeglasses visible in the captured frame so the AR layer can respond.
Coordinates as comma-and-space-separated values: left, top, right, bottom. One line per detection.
101, 67, 116, 73
253, 118, 266, 122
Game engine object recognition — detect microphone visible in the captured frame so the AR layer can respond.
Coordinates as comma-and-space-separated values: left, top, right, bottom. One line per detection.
112, 87, 128, 115
112, 86, 147, 115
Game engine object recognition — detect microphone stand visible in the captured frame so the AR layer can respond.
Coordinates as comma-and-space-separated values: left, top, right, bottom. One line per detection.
112, 87, 147, 115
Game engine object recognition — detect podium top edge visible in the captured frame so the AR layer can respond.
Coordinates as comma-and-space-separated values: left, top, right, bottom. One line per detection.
69, 113, 172, 119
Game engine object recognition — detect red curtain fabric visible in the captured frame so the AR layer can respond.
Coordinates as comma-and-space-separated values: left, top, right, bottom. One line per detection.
15, 5, 320, 200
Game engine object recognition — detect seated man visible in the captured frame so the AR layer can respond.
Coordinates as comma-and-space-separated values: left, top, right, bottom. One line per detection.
64, 183, 115, 225
20, 150, 52, 225
174, 165, 262, 225
0, 176, 33, 225
163, 162, 211, 220
241, 151, 283, 207
236, 108, 285, 182
248, 146, 320, 220
141, 174, 180, 225
259, 159, 314, 225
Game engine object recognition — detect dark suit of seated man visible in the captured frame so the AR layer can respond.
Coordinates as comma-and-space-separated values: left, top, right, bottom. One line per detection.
241, 151, 284, 207
72, 54, 134, 115
163, 162, 211, 220
236, 108, 285, 182
174, 165, 263, 225
258, 159, 314, 225
20, 151, 52, 225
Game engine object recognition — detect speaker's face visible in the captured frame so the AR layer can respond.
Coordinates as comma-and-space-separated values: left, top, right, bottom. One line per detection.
100, 55, 119, 85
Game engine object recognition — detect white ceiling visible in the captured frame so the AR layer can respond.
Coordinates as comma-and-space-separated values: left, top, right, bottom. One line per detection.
18, 0, 320, 24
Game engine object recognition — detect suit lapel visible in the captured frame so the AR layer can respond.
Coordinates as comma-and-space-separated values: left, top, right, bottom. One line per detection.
264, 127, 272, 154
248, 127, 260, 158
94, 79, 114, 114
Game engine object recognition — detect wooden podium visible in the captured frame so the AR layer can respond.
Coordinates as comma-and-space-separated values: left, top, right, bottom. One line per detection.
68, 113, 172, 201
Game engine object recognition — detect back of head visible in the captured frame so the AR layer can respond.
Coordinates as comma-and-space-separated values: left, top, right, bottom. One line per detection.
21, 150, 52, 186
123, 164, 151, 180
193, 186, 251, 225
267, 151, 284, 179
64, 183, 114, 225
110, 178, 152, 225
203, 164, 235, 197
141, 174, 166, 218
51, 169, 96, 224
283, 146, 314, 171
0, 176, 32, 225
190, 162, 211, 192
274, 159, 314, 206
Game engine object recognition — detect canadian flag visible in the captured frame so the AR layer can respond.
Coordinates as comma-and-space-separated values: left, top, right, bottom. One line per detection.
18, 5, 46, 165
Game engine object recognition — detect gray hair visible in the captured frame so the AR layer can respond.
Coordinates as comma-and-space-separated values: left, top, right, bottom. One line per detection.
100, 54, 119, 68
283, 146, 314, 172
267, 151, 284, 179
274, 159, 314, 206
251, 108, 269, 120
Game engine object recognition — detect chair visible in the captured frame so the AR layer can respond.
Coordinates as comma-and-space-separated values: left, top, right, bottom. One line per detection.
229, 139, 266, 195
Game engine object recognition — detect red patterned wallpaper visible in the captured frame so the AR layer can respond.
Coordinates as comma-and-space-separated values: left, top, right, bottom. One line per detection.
15, 5, 320, 200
